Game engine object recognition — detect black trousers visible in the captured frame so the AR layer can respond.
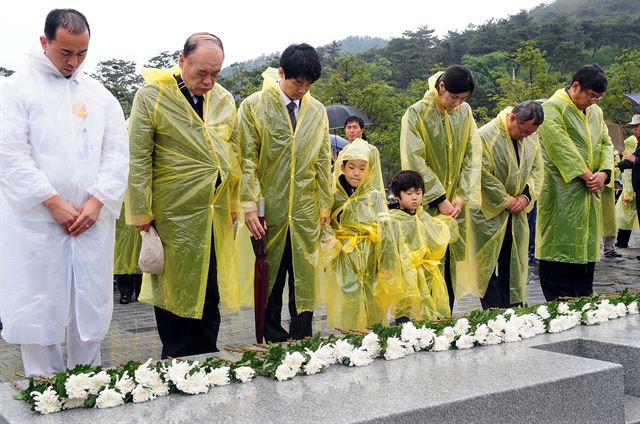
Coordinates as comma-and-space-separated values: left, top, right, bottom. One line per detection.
264, 233, 313, 342
154, 234, 221, 359
481, 215, 522, 309
116, 274, 142, 297
444, 249, 454, 312
539, 260, 595, 301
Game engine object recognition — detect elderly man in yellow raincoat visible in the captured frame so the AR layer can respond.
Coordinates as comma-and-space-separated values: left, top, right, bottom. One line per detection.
615, 121, 640, 248
400, 65, 481, 311
127, 33, 241, 358
467, 101, 544, 309
536, 64, 614, 300
239, 44, 332, 342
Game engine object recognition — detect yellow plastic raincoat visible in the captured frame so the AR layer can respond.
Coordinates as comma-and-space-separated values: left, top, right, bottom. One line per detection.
536, 88, 614, 263
325, 139, 395, 331
238, 69, 332, 312
464, 108, 543, 304
114, 203, 141, 274
616, 136, 639, 230
400, 71, 482, 298
126, 68, 241, 318
389, 207, 458, 320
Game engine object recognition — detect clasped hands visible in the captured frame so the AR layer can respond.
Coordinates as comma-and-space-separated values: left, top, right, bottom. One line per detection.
44, 195, 103, 236
580, 170, 608, 193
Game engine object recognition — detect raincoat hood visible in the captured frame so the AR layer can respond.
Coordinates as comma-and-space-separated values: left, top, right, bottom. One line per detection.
28, 44, 87, 82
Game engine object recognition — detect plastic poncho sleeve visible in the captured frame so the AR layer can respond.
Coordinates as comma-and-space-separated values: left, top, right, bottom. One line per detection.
0, 81, 58, 210
479, 141, 512, 220
458, 117, 482, 208
317, 114, 333, 217
228, 126, 241, 214
537, 105, 590, 183
125, 89, 156, 225
400, 107, 447, 204
238, 101, 261, 213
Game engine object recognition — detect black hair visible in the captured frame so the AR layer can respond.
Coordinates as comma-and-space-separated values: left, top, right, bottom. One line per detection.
183, 32, 224, 56
439, 64, 475, 94
572, 64, 608, 93
391, 170, 424, 197
344, 116, 364, 129
512, 100, 544, 125
44, 9, 90, 41
280, 43, 322, 83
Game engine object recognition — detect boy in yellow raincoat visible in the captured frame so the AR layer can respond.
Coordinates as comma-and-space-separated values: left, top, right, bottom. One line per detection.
326, 138, 396, 331
388, 171, 458, 322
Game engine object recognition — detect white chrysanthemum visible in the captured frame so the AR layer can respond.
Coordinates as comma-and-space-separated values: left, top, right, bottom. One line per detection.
176, 370, 209, 394
487, 315, 507, 335
581, 302, 592, 311
613, 302, 627, 318
361, 332, 382, 357
150, 381, 169, 397
503, 321, 521, 342
115, 372, 135, 395
595, 308, 609, 324
557, 302, 570, 314
95, 388, 124, 409
548, 318, 563, 333
334, 339, 355, 360
62, 396, 85, 410
536, 305, 550, 319
32, 387, 62, 415
453, 318, 470, 336
134, 359, 162, 387
432, 335, 451, 352
283, 351, 305, 372
206, 367, 230, 386
275, 364, 296, 381
303, 356, 325, 375
349, 347, 375, 367
234, 366, 255, 383
313, 344, 337, 365
474, 324, 489, 344
585, 310, 599, 325
503, 308, 515, 316
416, 326, 436, 350
88, 371, 111, 395
131, 385, 155, 403
400, 322, 421, 351
560, 314, 579, 330
480, 332, 502, 346
441, 326, 456, 342
455, 334, 475, 349
167, 359, 192, 384
628, 301, 639, 315
64, 373, 92, 400
384, 337, 407, 360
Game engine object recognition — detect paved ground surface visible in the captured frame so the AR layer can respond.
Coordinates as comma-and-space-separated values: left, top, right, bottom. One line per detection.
1, 234, 638, 383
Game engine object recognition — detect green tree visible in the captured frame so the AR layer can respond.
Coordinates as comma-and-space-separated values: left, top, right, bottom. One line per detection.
91, 59, 143, 117
599, 49, 640, 125
145, 50, 181, 69
0, 66, 14, 77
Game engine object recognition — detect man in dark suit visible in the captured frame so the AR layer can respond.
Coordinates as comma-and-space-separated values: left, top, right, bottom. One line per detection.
617, 114, 640, 260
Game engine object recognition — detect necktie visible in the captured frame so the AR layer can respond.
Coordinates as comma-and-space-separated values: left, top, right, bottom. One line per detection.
194, 95, 204, 119
287, 101, 297, 130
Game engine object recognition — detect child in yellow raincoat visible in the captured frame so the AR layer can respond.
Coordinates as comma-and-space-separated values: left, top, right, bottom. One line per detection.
388, 170, 458, 322
325, 138, 398, 331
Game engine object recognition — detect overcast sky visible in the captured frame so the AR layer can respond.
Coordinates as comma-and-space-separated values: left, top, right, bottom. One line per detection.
2, 0, 550, 73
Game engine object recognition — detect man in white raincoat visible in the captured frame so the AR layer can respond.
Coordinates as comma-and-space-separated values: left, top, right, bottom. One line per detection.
0, 9, 129, 377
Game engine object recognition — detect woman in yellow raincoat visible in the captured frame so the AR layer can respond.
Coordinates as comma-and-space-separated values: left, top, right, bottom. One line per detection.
400, 65, 481, 309
465, 103, 544, 309
126, 34, 241, 358
616, 134, 640, 247
388, 170, 458, 321
325, 138, 396, 331
238, 44, 332, 342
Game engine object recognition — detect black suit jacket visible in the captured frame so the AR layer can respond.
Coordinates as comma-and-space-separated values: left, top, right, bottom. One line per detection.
618, 145, 640, 192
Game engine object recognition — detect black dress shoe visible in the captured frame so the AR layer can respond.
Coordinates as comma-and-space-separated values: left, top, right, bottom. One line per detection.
119, 294, 131, 304
604, 250, 622, 258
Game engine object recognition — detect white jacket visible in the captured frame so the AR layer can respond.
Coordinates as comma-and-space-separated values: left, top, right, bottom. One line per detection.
0, 49, 129, 345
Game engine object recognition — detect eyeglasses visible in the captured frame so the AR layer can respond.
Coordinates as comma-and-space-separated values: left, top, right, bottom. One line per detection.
584, 90, 603, 102
516, 121, 536, 137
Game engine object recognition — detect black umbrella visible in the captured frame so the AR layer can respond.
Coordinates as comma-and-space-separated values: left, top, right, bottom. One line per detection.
325, 105, 370, 130
251, 198, 268, 343
624, 93, 640, 113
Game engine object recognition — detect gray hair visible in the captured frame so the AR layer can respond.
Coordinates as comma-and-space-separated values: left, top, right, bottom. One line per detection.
512, 100, 544, 125
183, 32, 224, 57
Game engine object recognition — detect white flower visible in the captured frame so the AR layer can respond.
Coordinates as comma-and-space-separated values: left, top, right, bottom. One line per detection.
613, 302, 627, 318
303, 356, 325, 375
176, 370, 209, 394
557, 303, 570, 314
134, 359, 162, 387
334, 339, 355, 361
167, 359, 192, 384
95, 388, 124, 409
585, 310, 599, 325
548, 318, 563, 333
150, 381, 169, 397
432, 336, 451, 352
441, 326, 456, 342
581, 302, 592, 311
115, 371, 135, 395
88, 371, 111, 395
473, 324, 489, 344
275, 364, 297, 381
595, 308, 610, 324
206, 367, 230, 386
313, 344, 337, 365
416, 326, 436, 350
503, 321, 521, 342
536, 305, 550, 319
31, 387, 62, 415
283, 352, 305, 372
384, 337, 407, 360
131, 385, 154, 403
64, 373, 92, 400
349, 347, 375, 367
560, 314, 579, 330
628, 301, 639, 315
503, 308, 515, 316
455, 334, 475, 349
479, 332, 502, 346
62, 396, 86, 410
361, 332, 382, 357
487, 315, 507, 335
453, 318, 470, 336
234, 366, 255, 383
